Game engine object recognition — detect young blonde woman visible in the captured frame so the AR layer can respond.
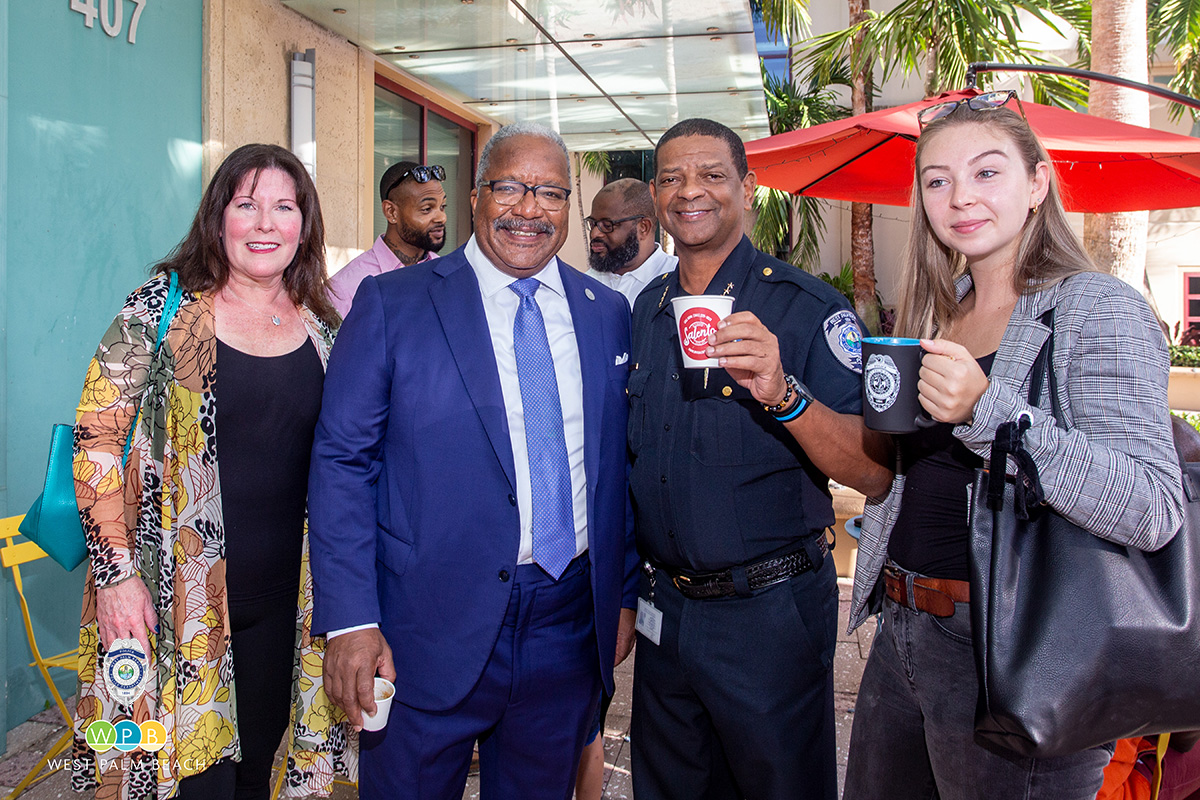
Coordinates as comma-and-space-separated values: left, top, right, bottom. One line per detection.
843, 95, 1185, 798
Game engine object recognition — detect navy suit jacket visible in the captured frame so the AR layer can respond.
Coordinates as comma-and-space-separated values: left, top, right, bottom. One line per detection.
308, 244, 639, 712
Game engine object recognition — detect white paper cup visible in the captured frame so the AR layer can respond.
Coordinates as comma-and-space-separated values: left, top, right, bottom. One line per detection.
361, 677, 395, 732
671, 295, 735, 368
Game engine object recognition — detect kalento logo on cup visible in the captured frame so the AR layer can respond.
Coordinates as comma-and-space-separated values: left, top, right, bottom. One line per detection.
679, 308, 721, 360
671, 295, 734, 368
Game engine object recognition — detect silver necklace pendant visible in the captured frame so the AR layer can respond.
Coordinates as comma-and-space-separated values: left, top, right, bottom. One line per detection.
271, 315, 281, 326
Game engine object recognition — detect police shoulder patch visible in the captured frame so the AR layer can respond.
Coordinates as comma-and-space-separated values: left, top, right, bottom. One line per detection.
823, 309, 863, 373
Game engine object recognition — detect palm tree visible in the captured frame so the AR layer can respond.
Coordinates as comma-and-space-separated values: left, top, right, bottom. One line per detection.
1085, 0, 1200, 304
769, 0, 1200, 308
572, 151, 611, 237
750, 61, 851, 272
770, 0, 1091, 333
848, 0, 878, 333
755, 0, 811, 43
754, 0, 887, 330
1083, 0, 1149, 295
794, 0, 1090, 105
1150, 0, 1200, 120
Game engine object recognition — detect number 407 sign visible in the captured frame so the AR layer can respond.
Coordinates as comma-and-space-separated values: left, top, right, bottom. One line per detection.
71, 0, 148, 45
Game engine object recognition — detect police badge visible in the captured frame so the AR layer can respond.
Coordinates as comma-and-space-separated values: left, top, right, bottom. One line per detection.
104, 637, 150, 704
865, 353, 902, 413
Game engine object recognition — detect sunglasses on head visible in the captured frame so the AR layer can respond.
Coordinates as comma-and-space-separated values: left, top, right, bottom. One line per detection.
384, 164, 447, 199
916, 90, 1028, 130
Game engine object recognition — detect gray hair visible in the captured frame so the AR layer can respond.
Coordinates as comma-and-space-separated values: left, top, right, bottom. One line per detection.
475, 122, 571, 187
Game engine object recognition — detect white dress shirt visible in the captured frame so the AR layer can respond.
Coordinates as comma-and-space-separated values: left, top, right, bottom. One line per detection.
585, 244, 677, 309
465, 235, 589, 565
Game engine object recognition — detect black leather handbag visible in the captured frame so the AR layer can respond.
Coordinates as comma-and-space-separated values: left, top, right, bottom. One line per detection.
968, 309, 1200, 759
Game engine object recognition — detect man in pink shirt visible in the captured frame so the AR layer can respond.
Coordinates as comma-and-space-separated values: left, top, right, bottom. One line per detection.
329, 161, 447, 318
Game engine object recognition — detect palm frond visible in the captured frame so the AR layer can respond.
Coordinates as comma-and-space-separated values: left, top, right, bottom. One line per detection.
751, 186, 795, 256
755, 0, 812, 43
750, 186, 828, 271
761, 59, 851, 134
787, 195, 828, 269
790, 0, 1087, 105
577, 151, 611, 178
1150, 0, 1200, 121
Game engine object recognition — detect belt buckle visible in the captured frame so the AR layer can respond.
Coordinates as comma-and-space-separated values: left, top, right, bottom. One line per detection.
883, 566, 908, 608
672, 574, 694, 591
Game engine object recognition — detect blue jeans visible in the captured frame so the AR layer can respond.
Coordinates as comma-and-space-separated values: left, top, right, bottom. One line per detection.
844, 597, 1112, 800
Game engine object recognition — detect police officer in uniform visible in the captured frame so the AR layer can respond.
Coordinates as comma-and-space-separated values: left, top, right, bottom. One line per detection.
627, 118, 893, 799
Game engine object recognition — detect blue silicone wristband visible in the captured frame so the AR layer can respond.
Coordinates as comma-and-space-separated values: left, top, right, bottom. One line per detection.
775, 396, 810, 423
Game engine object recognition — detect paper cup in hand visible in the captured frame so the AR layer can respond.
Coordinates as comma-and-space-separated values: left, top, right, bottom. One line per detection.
671, 295, 734, 368
361, 677, 395, 732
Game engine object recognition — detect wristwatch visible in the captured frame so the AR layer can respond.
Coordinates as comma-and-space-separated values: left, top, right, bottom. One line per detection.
765, 374, 814, 422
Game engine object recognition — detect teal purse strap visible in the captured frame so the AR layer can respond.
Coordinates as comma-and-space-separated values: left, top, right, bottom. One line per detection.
121, 271, 184, 464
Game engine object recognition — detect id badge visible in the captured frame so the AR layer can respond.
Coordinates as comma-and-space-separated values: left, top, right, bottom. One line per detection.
635, 597, 663, 646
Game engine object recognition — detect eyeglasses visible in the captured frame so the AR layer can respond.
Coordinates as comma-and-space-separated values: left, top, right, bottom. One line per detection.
480, 180, 572, 212
383, 164, 446, 199
583, 215, 646, 234
916, 90, 1028, 130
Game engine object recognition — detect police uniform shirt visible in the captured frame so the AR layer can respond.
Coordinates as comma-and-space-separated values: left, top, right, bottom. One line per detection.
628, 236, 864, 573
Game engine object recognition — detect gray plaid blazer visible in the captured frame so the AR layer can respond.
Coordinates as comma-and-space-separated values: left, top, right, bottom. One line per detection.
849, 270, 1185, 631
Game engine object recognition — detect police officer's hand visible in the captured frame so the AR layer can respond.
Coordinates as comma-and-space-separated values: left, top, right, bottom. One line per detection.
615, 607, 636, 666
323, 628, 395, 730
707, 311, 788, 407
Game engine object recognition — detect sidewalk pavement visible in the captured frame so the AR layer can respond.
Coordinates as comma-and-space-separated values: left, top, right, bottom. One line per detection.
0, 580, 871, 799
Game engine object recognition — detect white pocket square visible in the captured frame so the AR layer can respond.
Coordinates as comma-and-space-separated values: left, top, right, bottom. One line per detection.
615, 352, 629, 366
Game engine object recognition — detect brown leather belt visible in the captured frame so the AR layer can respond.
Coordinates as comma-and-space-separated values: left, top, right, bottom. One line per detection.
883, 565, 970, 618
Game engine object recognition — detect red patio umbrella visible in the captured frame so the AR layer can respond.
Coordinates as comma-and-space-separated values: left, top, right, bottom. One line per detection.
745, 88, 1200, 212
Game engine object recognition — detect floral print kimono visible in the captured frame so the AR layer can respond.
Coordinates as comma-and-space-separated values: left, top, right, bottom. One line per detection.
72, 273, 355, 799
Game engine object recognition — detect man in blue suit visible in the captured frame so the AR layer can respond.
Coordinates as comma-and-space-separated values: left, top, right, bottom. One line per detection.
308, 122, 639, 799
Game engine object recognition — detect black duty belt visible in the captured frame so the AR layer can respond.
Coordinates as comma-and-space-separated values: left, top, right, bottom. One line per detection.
659, 536, 829, 600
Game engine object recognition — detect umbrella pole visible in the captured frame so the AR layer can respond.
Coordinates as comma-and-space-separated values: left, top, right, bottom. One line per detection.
965, 62, 1200, 112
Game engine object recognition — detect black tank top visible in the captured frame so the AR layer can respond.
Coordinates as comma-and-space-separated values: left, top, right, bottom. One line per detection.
887, 352, 996, 581
216, 338, 324, 601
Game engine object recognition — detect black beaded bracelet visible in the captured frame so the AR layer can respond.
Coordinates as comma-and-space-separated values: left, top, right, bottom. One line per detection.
770, 375, 813, 422
762, 377, 795, 413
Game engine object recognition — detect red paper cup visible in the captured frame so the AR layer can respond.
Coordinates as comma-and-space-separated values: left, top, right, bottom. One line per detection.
671, 295, 735, 367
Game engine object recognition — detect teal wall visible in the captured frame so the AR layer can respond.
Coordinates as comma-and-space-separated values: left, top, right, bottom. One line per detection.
2, 1, 202, 739
0, 0, 10, 747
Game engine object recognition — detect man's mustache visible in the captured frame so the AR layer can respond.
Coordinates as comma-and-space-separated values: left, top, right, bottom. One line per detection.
493, 218, 555, 236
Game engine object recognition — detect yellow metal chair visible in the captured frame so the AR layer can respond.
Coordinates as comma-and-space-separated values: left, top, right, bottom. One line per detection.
0, 515, 79, 798
269, 746, 358, 799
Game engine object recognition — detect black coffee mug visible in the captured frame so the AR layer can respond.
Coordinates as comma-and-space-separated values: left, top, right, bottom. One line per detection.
862, 337, 929, 433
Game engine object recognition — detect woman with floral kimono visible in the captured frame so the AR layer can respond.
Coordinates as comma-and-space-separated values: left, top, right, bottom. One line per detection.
73, 143, 351, 799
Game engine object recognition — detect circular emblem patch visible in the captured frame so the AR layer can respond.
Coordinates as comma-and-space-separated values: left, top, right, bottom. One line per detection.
823, 310, 863, 373
679, 308, 720, 360
865, 353, 902, 412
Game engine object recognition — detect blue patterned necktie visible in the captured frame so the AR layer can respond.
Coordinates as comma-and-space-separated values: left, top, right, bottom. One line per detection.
509, 278, 575, 579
